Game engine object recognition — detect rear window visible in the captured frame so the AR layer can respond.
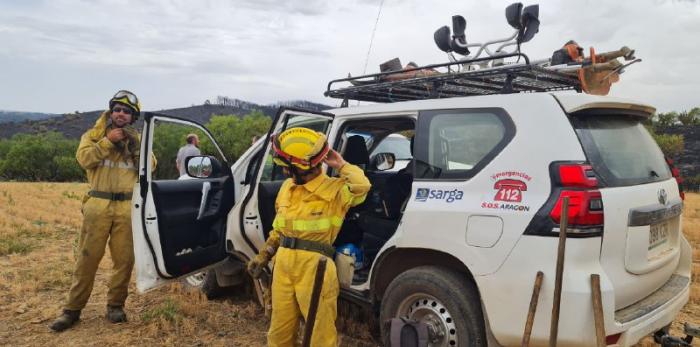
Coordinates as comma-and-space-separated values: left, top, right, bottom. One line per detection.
572, 115, 671, 187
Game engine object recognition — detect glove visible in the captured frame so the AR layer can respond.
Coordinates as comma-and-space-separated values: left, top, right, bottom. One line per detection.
247, 252, 270, 279
248, 233, 281, 279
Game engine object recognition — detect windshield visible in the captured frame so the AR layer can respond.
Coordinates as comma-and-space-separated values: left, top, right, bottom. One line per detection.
572, 115, 671, 187
371, 135, 412, 159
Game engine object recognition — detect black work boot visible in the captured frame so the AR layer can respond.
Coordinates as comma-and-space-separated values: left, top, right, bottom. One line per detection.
49, 309, 81, 332
106, 305, 127, 323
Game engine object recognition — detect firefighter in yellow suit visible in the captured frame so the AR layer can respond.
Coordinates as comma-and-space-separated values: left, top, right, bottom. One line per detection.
247, 127, 371, 347
50, 90, 154, 332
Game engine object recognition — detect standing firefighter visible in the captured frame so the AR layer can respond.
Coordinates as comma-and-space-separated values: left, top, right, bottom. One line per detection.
247, 127, 371, 347
50, 90, 152, 332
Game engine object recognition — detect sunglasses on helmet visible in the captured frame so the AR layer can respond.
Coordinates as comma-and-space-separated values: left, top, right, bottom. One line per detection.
113, 90, 139, 105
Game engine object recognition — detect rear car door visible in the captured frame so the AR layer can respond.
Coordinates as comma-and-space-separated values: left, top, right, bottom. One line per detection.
132, 113, 235, 292
569, 109, 689, 316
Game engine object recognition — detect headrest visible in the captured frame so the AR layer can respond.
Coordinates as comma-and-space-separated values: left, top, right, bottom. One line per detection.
344, 135, 370, 166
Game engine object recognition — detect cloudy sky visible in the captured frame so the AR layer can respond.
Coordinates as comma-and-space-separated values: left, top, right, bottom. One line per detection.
0, 0, 698, 114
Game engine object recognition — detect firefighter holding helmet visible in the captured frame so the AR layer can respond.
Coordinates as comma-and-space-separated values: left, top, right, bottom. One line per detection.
247, 127, 371, 346
50, 90, 154, 332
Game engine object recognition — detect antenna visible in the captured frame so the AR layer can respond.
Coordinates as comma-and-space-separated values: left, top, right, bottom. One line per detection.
362, 0, 385, 75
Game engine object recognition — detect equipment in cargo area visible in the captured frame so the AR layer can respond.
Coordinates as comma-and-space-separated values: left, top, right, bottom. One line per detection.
326, 2, 641, 106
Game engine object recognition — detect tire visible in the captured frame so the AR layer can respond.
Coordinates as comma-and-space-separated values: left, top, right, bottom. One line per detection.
379, 266, 486, 347
181, 269, 226, 299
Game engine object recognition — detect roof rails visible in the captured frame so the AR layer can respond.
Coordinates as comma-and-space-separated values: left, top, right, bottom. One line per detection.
325, 52, 581, 106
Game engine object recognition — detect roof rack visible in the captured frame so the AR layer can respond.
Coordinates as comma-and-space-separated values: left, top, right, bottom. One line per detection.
325, 53, 581, 106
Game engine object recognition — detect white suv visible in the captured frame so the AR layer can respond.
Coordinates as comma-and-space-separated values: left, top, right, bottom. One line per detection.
131, 92, 691, 346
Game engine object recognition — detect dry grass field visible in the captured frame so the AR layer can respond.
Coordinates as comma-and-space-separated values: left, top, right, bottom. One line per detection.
0, 182, 697, 346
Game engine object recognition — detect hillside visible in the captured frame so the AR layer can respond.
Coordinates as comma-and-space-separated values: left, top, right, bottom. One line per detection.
0, 111, 58, 124
0, 100, 331, 140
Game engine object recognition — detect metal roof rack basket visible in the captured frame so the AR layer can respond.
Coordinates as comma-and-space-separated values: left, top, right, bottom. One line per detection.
324, 52, 581, 106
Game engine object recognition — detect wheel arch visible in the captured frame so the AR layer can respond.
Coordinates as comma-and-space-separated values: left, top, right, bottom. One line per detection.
370, 247, 480, 303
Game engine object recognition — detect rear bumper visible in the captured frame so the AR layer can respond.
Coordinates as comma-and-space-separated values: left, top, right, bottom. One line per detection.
476, 235, 692, 347
614, 275, 689, 346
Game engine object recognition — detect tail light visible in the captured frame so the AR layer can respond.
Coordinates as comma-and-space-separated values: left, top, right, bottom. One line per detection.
665, 157, 684, 200
524, 162, 604, 237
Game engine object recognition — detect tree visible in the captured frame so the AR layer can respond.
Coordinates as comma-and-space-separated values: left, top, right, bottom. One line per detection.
648, 127, 684, 158
0, 132, 82, 181
677, 107, 700, 126
151, 122, 196, 179
205, 111, 271, 162
148, 111, 271, 180
653, 112, 678, 127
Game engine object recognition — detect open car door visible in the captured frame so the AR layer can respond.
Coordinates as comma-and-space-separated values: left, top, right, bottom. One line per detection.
132, 112, 235, 292
237, 107, 335, 260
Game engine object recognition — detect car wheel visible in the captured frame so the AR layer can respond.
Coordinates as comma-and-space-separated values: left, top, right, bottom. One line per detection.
379, 266, 486, 347
181, 269, 225, 299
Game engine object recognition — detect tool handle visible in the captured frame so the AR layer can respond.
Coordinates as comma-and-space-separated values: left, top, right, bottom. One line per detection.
549, 197, 569, 347
522, 271, 544, 347
302, 256, 328, 347
591, 274, 606, 347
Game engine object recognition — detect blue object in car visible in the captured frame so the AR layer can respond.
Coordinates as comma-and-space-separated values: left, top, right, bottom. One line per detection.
336, 243, 364, 269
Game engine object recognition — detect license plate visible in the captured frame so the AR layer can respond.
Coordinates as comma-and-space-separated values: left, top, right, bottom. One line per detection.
648, 222, 669, 251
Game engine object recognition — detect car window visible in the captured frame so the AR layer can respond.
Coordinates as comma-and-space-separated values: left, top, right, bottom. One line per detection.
151, 120, 220, 180
414, 109, 514, 180
259, 112, 333, 182
371, 134, 412, 160
572, 115, 671, 187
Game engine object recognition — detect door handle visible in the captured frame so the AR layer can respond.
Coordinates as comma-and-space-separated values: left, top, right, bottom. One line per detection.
197, 181, 211, 220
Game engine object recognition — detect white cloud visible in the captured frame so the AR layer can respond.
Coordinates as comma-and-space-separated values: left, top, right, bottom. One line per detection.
0, 0, 698, 113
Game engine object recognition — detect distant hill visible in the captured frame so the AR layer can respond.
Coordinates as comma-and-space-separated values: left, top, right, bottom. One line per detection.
0, 99, 332, 139
0, 110, 59, 123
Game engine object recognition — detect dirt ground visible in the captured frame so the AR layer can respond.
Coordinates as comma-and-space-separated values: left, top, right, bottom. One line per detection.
0, 182, 697, 346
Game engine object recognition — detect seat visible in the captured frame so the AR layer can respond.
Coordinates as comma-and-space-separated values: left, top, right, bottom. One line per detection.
343, 135, 370, 168
334, 135, 372, 247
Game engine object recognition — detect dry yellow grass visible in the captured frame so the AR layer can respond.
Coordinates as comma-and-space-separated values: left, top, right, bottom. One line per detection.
0, 182, 268, 347
0, 182, 697, 346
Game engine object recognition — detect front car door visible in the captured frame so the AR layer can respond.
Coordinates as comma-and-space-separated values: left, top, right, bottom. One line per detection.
233, 107, 335, 262
132, 113, 235, 292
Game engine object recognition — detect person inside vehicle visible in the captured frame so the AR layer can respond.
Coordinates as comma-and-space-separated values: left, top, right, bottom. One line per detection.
247, 127, 371, 347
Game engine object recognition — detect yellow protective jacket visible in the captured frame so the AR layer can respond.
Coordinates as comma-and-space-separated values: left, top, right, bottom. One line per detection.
265, 163, 371, 347
268, 163, 371, 246
76, 111, 155, 193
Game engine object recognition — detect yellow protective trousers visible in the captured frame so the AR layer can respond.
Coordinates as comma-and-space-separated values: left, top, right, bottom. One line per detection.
65, 199, 133, 310
269, 248, 339, 347
265, 164, 371, 347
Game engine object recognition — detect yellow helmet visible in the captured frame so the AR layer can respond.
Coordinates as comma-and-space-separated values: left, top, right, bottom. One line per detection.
109, 90, 141, 119
271, 127, 329, 171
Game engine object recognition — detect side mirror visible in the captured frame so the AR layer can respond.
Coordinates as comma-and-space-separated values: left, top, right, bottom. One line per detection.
186, 156, 222, 178
434, 26, 452, 53
373, 152, 396, 171
505, 2, 523, 29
